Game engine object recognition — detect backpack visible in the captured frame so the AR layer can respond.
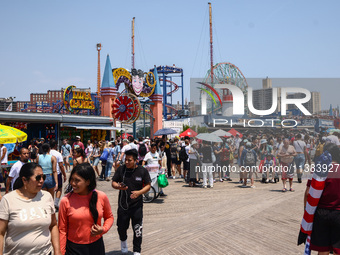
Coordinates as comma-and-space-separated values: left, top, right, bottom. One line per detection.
245, 149, 255, 165
138, 143, 147, 157
99, 149, 109, 162
179, 146, 188, 161
170, 143, 179, 158
221, 148, 230, 161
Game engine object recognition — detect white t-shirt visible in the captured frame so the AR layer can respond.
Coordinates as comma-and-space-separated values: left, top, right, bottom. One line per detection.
121, 144, 132, 162
50, 149, 63, 174
129, 143, 138, 151
8, 161, 25, 191
293, 140, 307, 153
234, 137, 242, 149
185, 145, 190, 162
326, 135, 340, 146
86, 145, 93, 157
144, 151, 160, 166
0, 190, 55, 255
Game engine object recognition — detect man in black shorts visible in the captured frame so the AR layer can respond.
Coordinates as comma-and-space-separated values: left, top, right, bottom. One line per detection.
112, 149, 151, 255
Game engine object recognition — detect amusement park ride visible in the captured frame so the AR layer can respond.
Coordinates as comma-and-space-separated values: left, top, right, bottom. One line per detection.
99, 17, 185, 137
196, 3, 249, 117
20, 16, 185, 138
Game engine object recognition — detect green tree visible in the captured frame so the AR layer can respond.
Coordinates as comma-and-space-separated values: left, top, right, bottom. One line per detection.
197, 126, 208, 133
182, 124, 190, 133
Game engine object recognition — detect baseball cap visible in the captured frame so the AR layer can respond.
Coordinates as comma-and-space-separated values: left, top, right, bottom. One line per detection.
76, 136, 81, 140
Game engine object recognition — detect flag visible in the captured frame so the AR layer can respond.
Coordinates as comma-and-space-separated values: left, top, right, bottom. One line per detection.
304, 236, 311, 255
5, 103, 12, 111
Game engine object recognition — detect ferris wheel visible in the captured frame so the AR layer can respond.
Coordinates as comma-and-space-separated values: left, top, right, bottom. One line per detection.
201, 62, 249, 113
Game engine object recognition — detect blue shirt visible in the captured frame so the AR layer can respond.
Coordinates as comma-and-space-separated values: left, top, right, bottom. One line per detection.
106, 148, 114, 163
61, 144, 72, 157
38, 154, 53, 174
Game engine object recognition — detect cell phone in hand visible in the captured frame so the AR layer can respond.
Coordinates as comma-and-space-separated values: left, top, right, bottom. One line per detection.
120, 182, 126, 187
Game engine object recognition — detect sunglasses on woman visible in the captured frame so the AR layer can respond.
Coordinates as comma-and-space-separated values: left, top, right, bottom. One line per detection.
35, 174, 46, 181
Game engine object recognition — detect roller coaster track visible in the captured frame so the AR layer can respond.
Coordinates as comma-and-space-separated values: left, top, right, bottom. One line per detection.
165, 104, 178, 115
208, 105, 222, 114
159, 79, 179, 96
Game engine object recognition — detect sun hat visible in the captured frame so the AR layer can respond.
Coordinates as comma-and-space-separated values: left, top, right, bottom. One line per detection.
260, 139, 267, 144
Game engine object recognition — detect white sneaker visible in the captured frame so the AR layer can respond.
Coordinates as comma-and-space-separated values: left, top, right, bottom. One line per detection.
250, 185, 256, 188
134, 253, 141, 255
121, 240, 128, 253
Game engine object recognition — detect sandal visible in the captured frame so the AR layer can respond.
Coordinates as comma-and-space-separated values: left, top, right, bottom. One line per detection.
290, 188, 295, 192
282, 188, 287, 192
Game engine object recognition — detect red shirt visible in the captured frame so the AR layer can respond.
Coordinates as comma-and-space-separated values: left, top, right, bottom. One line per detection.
58, 190, 114, 254
72, 141, 84, 151
307, 163, 340, 210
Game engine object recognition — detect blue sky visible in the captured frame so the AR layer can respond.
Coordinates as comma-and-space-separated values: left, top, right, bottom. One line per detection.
1, 0, 339, 109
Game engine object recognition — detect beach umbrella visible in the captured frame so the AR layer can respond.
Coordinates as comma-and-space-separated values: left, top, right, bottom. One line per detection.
211, 129, 232, 137
121, 133, 132, 139
180, 128, 198, 137
0, 124, 27, 144
196, 133, 223, 143
154, 128, 177, 136
228, 128, 243, 138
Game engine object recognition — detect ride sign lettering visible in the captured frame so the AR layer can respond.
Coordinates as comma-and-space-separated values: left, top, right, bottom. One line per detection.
63, 86, 95, 112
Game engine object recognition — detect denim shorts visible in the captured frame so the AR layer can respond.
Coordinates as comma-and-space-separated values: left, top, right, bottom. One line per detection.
93, 157, 100, 166
42, 174, 56, 189
295, 154, 305, 169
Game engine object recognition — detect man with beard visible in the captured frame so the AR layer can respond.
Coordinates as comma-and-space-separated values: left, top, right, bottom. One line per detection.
5, 148, 30, 193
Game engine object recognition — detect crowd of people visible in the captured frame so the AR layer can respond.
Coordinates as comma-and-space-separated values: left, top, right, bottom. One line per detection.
0, 135, 158, 255
189, 130, 333, 191
0, 128, 340, 254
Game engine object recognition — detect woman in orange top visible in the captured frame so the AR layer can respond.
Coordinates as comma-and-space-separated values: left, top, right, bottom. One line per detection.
58, 163, 113, 255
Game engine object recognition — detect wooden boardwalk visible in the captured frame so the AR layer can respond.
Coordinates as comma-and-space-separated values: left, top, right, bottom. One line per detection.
94, 172, 307, 255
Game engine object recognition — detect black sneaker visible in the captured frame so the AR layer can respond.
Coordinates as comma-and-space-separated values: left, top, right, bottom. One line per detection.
298, 178, 302, 183
159, 192, 167, 197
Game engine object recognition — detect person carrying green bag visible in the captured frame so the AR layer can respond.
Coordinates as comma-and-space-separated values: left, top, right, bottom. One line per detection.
142, 143, 167, 196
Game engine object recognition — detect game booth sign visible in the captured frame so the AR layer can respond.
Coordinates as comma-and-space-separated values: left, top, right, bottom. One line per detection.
63, 85, 96, 113
62, 85, 109, 141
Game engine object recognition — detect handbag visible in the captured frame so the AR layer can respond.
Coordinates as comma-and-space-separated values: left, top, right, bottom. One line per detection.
99, 149, 109, 161
157, 174, 169, 188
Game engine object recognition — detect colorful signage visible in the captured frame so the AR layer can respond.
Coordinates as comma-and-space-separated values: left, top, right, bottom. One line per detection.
63, 85, 95, 113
